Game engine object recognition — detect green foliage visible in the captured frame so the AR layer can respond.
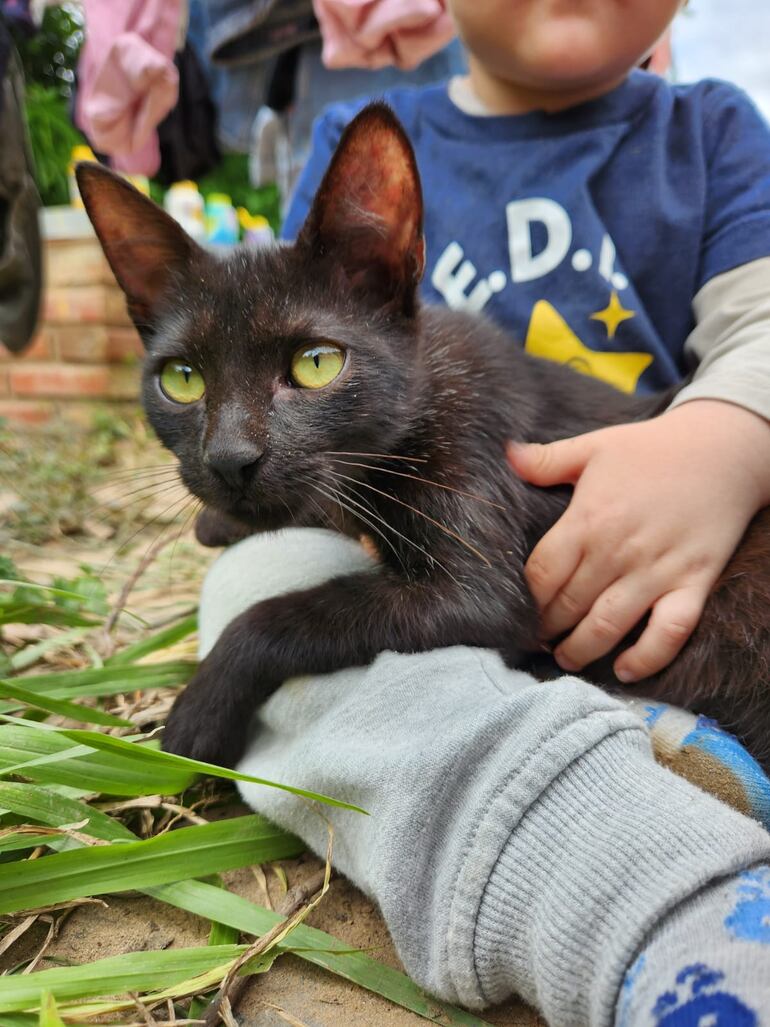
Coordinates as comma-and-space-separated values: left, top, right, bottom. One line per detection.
0, 583, 492, 1026
13, 5, 86, 206
11, 5, 83, 100
23, 83, 85, 207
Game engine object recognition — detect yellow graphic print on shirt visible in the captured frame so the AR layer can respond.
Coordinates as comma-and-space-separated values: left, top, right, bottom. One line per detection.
524, 299, 653, 394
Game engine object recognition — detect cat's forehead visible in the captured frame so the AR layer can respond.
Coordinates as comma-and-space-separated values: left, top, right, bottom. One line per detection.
157, 244, 367, 359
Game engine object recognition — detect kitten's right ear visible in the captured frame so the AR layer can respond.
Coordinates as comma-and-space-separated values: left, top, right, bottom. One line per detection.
76, 162, 200, 331
296, 103, 425, 315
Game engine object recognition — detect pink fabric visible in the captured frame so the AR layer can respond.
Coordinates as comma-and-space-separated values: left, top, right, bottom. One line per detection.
76, 0, 181, 176
312, 0, 456, 71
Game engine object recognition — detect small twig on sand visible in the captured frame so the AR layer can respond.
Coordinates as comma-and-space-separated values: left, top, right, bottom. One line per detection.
202, 867, 332, 1027
130, 991, 158, 1025
22, 904, 79, 975
0, 915, 37, 958
101, 534, 172, 655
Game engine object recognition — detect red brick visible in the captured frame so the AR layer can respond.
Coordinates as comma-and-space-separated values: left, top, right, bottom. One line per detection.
56, 325, 109, 363
0, 400, 56, 426
106, 327, 143, 363
45, 239, 112, 288
42, 286, 112, 324
10, 362, 117, 398
105, 287, 133, 326
0, 329, 52, 363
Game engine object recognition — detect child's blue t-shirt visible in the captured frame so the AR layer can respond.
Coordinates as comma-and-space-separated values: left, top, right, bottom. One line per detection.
281, 70, 770, 395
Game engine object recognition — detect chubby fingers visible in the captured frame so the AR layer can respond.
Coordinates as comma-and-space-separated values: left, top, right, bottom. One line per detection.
508, 436, 596, 614
507, 436, 593, 488
613, 585, 708, 681
552, 577, 709, 680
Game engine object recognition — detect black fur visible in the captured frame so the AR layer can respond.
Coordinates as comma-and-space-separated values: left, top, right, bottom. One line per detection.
77, 105, 770, 770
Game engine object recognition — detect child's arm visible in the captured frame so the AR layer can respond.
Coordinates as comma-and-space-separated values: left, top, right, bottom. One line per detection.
509, 259, 770, 681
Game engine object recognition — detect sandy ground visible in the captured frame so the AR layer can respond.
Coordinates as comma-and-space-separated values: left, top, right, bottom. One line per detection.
2, 507, 542, 1026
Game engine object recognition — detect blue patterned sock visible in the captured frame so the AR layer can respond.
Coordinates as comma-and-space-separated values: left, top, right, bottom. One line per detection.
617, 865, 770, 1026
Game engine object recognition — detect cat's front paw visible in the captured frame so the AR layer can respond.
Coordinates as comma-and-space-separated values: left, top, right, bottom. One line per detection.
162, 660, 251, 768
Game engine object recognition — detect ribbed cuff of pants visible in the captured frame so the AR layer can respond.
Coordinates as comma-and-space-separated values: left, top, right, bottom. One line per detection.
473, 729, 770, 1025
198, 529, 770, 1026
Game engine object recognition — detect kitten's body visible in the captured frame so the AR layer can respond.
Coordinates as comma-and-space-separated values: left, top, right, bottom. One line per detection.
77, 105, 770, 770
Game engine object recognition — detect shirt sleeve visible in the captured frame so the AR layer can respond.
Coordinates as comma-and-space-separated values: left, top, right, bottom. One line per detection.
698, 83, 770, 289
669, 257, 770, 421
280, 102, 361, 241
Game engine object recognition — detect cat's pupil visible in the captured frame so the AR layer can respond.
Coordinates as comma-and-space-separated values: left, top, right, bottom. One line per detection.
313, 354, 321, 368
182, 367, 191, 382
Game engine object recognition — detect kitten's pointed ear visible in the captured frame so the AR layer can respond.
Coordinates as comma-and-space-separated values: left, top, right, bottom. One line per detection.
297, 103, 425, 314
76, 162, 200, 331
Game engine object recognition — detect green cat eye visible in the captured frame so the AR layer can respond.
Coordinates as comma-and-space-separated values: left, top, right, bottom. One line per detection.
159, 360, 205, 404
291, 344, 345, 389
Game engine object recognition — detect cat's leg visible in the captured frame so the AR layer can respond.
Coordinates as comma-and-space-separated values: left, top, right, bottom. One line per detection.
163, 531, 508, 766
190, 536, 770, 1024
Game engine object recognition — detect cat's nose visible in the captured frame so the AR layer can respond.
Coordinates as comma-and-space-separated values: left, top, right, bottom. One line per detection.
205, 442, 263, 490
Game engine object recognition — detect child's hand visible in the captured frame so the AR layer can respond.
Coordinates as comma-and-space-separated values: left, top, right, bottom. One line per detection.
508, 400, 770, 681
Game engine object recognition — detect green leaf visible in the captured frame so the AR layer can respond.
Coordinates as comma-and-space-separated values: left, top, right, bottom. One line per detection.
0, 580, 99, 604
0, 724, 196, 796
0, 814, 303, 915
0, 784, 491, 1027
59, 729, 368, 812
9, 628, 90, 672
38, 993, 65, 1027
0, 680, 131, 728
0, 606, 99, 629
207, 876, 240, 947
108, 612, 198, 666
0, 782, 132, 841
0, 831, 59, 854
150, 880, 495, 1027
0, 661, 194, 713
0, 944, 245, 1012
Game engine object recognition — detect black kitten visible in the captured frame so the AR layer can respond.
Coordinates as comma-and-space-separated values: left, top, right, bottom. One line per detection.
77, 105, 770, 770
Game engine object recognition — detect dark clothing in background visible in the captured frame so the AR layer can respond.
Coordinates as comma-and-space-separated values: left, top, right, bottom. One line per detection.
157, 42, 220, 185
0, 15, 42, 354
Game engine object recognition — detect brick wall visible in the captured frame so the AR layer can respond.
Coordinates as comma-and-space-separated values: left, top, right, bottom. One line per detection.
0, 211, 143, 427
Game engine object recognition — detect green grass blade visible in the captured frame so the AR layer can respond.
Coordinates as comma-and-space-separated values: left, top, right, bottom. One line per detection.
0, 681, 131, 728
0, 832, 61, 854
59, 729, 368, 813
108, 612, 198, 666
0, 814, 303, 915
0, 724, 196, 795
0, 945, 245, 1012
0, 782, 131, 841
10, 628, 90, 672
0, 580, 99, 603
0, 607, 99, 628
38, 992, 65, 1027
150, 880, 495, 1027
0, 785, 490, 1026
0, 662, 194, 713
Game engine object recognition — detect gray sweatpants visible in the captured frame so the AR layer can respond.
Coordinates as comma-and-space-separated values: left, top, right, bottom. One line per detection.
198, 529, 770, 1027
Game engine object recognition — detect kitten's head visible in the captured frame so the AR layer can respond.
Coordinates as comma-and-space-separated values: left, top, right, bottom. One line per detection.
77, 104, 426, 528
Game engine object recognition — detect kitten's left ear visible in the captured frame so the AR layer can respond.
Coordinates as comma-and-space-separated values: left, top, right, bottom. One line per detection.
297, 103, 425, 315
76, 162, 202, 333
